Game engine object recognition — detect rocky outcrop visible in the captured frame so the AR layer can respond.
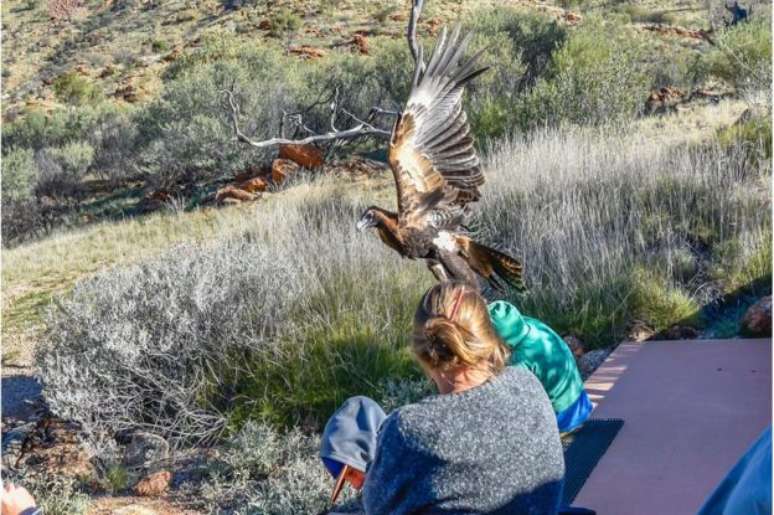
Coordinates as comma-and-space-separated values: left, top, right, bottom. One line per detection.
134, 470, 172, 497
288, 45, 327, 59
123, 432, 170, 471
238, 176, 269, 193
215, 185, 259, 204
352, 34, 369, 55
278, 143, 324, 169
271, 158, 301, 185
741, 296, 772, 337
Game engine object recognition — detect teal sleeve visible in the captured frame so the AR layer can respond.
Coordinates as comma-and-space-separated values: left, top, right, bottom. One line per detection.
488, 301, 528, 347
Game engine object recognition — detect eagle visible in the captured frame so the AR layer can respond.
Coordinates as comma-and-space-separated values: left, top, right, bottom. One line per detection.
356, 26, 525, 292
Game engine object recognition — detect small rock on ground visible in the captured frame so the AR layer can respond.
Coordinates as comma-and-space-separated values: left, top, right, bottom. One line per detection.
577, 348, 612, 380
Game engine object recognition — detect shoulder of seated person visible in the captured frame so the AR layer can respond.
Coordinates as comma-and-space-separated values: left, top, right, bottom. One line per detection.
500, 364, 546, 393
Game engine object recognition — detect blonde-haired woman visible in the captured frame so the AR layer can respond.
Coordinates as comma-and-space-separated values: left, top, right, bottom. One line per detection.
361, 282, 565, 514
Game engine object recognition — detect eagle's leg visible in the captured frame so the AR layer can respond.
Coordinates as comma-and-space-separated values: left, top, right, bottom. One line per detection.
427, 259, 451, 283
436, 249, 481, 293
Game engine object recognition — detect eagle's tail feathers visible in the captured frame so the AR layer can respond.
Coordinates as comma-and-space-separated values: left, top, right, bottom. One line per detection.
460, 237, 526, 292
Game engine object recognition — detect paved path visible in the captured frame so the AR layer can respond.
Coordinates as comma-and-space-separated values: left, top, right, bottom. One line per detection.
575, 339, 771, 515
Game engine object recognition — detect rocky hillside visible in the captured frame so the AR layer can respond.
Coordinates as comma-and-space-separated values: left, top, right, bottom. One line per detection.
2, 0, 757, 120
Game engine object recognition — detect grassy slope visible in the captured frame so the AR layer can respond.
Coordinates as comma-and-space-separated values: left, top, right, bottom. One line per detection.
1, 98, 748, 366
1, 172, 395, 365
2, 0, 715, 118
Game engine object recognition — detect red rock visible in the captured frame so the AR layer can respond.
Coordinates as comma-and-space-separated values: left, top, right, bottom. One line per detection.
741, 296, 772, 337
271, 158, 300, 185
288, 45, 326, 59
278, 143, 324, 169
163, 47, 182, 62
258, 19, 271, 30
215, 185, 258, 203
149, 190, 171, 203
134, 470, 172, 497
353, 34, 369, 55
233, 164, 267, 183
98, 65, 115, 78
563, 12, 582, 24
238, 176, 268, 193
425, 17, 443, 35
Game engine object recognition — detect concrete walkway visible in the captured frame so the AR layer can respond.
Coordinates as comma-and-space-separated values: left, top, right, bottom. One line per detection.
575, 339, 771, 515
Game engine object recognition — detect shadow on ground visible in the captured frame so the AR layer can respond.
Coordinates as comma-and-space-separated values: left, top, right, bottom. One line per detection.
2, 374, 42, 420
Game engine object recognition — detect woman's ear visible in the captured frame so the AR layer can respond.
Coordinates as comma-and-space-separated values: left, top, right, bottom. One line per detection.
428, 368, 455, 395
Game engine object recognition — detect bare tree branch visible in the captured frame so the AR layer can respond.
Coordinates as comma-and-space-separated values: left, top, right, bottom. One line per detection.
225, 0, 419, 150
408, 0, 426, 89
224, 89, 391, 149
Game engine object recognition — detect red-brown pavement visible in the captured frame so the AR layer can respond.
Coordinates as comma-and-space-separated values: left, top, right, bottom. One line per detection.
574, 339, 771, 515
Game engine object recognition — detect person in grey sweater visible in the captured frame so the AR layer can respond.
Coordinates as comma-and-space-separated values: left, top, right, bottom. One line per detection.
323, 282, 565, 514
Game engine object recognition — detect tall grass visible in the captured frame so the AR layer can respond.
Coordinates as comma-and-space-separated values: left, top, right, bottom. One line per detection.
37, 125, 770, 512
479, 127, 770, 341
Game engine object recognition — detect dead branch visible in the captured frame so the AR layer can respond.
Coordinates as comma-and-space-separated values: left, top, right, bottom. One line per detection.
408, 0, 426, 89
224, 89, 391, 149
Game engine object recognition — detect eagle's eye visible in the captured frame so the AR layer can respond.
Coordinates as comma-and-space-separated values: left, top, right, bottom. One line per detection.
356, 211, 376, 231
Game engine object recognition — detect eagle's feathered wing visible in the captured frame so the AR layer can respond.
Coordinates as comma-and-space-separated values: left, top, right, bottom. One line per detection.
388, 25, 488, 228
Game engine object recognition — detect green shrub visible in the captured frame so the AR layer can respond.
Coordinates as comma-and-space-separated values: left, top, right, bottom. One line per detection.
51, 140, 94, 177
140, 37, 300, 185
464, 7, 565, 139
466, 8, 566, 91
629, 268, 701, 332
695, 16, 771, 92
717, 110, 772, 159
621, 5, 676, 24
52, 72, 101, 106
710, 229, 772, 295
196, 422, 333, 512
268, 8, 301, 37
101, 463, 131, 494
2, 147, 37, 204
151, 38, 169, 52
516, 16, 649, 128
35, 141, 95, 197
3, 110, 73, 151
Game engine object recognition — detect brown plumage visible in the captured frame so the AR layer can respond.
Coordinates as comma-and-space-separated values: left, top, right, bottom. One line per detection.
357, 26, 525, 292
356, 26, 525, 292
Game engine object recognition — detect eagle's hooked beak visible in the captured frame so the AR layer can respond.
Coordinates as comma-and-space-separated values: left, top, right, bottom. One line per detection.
356, 218, 371, 232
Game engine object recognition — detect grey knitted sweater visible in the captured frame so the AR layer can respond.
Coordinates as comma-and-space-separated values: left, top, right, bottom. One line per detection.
361, 366, 565, 514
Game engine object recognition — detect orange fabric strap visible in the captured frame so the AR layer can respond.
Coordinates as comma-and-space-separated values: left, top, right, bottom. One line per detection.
449, 288, 465, 321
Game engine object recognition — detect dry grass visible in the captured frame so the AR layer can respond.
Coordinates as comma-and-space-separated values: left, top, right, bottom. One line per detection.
18, 100, 771, 512
1, 175, 392, 365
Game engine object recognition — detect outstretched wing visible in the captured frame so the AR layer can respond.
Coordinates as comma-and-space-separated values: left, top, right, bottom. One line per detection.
388, 25, 488, 224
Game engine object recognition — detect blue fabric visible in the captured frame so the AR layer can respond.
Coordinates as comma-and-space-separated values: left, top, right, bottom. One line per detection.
697, 426, 772, 515
323, 457, 345, 479
320, 396, 387, 477
556, 390, 592, 433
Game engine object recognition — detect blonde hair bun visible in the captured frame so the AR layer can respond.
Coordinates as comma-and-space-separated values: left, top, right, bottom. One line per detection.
413, 283, 509, 373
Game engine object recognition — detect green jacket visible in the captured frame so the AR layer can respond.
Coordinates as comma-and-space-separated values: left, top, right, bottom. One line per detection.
488, 301, 584, 413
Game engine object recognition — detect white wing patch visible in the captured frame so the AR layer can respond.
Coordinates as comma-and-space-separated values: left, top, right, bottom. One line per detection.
433, 231, 459, 252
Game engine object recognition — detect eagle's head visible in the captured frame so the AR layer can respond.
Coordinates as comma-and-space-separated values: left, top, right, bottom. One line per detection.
356, 207, 380, 231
